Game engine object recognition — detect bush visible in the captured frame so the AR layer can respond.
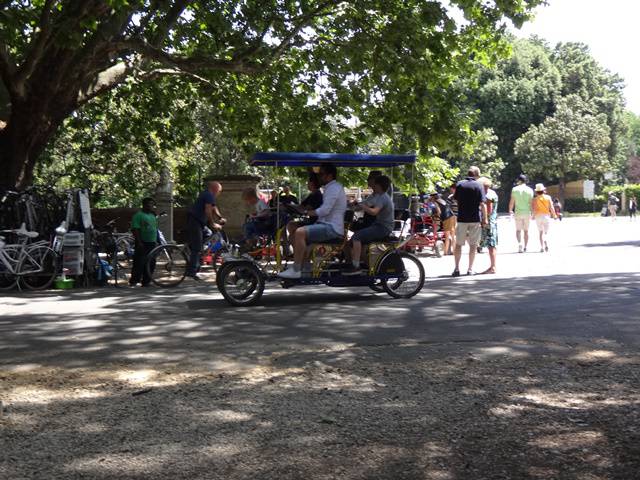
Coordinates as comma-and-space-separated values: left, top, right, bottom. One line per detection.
602, 184, 640, 200
563, 197, 604, 213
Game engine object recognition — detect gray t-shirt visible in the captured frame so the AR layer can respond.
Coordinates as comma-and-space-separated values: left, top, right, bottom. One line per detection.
366, 192, 394, 231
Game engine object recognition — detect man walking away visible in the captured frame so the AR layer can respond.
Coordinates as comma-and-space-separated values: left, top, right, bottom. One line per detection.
532, 183, 556, 252
452, 166, 487, 277
508, 174, 534, 253
130, 197, 158, 287
186, 181, 226, 280
629, 197, 637, 221
608, 193, 619, 220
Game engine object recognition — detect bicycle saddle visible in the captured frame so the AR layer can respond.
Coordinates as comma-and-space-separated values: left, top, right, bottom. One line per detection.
9, 223, 39, 238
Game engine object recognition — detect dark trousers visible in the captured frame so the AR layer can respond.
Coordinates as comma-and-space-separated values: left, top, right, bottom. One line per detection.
130, 241, 156, 285
186, 217, 204, 276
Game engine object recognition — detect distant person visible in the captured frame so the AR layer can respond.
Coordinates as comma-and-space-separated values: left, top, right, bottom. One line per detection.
478, 178, 498, 274
240, 187, 273, 250
532, 183, 556, 252
129, 197, 158, 287
553, 197, 563, 221
430, 192, 455, 256
268, 189, 279, 208
446, 183, 458, 250
186, 181, 225, 280
452, 166, 487, 277
508, 174, 534, 253
279, 185, 298, 205
630, 196, 637, 221
608, 193, 619, 220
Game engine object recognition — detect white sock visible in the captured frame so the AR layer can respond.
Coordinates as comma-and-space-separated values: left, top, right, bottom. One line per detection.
352, 260, 359, 268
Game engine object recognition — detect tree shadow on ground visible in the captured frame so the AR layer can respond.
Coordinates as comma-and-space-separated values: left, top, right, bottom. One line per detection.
1, 342, 639, 479
2, 272, 640, 369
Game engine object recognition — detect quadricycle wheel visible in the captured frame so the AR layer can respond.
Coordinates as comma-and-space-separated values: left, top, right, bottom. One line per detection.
376, 251, 425, 299
217, 262, 265, 306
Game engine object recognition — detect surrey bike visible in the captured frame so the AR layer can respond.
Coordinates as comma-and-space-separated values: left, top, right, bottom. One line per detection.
216, 152, 425, 306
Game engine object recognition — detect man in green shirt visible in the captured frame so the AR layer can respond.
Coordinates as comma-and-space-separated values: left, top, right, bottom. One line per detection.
130, 197, 158, 286
508, 174, 534, 253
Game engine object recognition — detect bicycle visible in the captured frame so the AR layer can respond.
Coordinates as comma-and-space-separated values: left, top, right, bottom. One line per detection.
144, 226, 225, 287
0, 223, 58, 290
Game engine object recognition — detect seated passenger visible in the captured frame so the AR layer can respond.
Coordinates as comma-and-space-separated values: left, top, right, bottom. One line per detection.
286, 173, 323, 254
278, 163, 346, 279
240, 187, 274, 249
345, 175, 394, 275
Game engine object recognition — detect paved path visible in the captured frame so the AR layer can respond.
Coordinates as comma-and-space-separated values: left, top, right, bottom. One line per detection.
1, 216, 639, 369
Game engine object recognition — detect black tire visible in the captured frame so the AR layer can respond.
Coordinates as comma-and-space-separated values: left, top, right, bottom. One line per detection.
19, 246, 58, 290
377, 251, 425, 299
217, 262, 265, 306
146, 244, 188, 287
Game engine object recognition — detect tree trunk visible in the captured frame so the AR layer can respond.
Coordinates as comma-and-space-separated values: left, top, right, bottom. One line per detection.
0, 100, 67, 190
558, 177, 566, 206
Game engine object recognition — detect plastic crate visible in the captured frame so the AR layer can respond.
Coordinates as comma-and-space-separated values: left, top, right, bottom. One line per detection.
63, 232, 85, 247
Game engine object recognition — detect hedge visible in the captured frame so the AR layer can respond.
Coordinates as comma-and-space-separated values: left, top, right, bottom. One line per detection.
563, 197, 605, 213
602, 184, 640, 200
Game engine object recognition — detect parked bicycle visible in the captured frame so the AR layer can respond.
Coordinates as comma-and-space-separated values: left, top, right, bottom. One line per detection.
0, 223, 58, 290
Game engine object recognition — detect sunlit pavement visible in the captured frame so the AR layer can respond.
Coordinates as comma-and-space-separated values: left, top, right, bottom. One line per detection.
1, 216, 639, 369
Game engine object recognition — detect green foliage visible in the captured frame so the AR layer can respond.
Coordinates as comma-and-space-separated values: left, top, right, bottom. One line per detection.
515, 95, 612, 189
563, 197, 604, 213
2, 0, 544, 189
603, 183, 640, 200
448, 127, 505, 186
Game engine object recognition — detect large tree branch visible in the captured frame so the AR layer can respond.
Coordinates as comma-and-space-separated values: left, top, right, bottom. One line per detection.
148, 0, 189, 47
14, 0, 57, 88
0, 41, 18, 97
120, 40, 264, 74
77, 61, 133, 106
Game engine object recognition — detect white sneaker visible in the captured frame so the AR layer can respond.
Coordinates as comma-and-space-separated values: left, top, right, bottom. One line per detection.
518, 245, 523, 253
278, 267, 301, 279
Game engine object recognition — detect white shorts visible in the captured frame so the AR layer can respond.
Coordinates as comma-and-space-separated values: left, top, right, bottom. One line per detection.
515, 214, 530, 231
535, 215, 551, 233
455, 222, 482, 247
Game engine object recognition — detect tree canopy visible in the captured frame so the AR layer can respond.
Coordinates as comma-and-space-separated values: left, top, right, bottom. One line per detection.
0, 0, 543, 190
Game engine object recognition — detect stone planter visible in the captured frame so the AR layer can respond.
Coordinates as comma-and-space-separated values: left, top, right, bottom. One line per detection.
204, 174, 262, 239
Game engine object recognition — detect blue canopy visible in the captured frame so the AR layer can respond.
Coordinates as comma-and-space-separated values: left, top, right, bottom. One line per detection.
250, 152, 416, 167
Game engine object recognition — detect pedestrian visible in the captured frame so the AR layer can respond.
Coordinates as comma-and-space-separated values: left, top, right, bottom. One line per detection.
478, 177, 498, 274
129, 197, 158, 287
429, 192, 455, 256
629, 196, 637, 220
452, 166, 487, 277
508, 174, 534, 253
279, 185, 298, 205
553, 197, 563, 221
608, 193, 619, 220
532, 183, 556, 252
186, 181, 226, 280
446, 183, 458, 250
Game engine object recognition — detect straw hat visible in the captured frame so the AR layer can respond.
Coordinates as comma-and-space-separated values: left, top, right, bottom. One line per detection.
535, 183, 546, 192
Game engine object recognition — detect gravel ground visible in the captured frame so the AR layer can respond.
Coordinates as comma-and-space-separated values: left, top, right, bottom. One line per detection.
2, 340, 639, 480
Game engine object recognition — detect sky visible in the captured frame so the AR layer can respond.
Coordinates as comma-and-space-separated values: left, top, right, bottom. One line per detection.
513, 0, 640, 114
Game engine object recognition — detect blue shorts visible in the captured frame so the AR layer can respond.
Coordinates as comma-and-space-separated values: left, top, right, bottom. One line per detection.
352, 223, 391, 244
305, 222, 342, 243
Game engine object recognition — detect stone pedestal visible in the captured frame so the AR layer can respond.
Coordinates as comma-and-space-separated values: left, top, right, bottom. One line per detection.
205, 174, 262, 239
155, 167, 174, 242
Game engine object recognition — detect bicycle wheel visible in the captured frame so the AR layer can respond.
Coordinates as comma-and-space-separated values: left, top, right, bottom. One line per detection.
217, 262, 265, 306
377, 251, 425, 299
146, 244, 187, 287
19, 246, 58, 290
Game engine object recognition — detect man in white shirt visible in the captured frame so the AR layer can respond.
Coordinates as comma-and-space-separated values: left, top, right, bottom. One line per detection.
278, 162, 347, 279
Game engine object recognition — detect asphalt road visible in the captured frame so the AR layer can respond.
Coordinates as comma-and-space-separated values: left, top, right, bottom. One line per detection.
1, 216, 639, 369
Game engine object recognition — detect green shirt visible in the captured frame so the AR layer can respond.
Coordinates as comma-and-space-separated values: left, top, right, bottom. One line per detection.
131, 211, 158, 243
511, 184, 533, 215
